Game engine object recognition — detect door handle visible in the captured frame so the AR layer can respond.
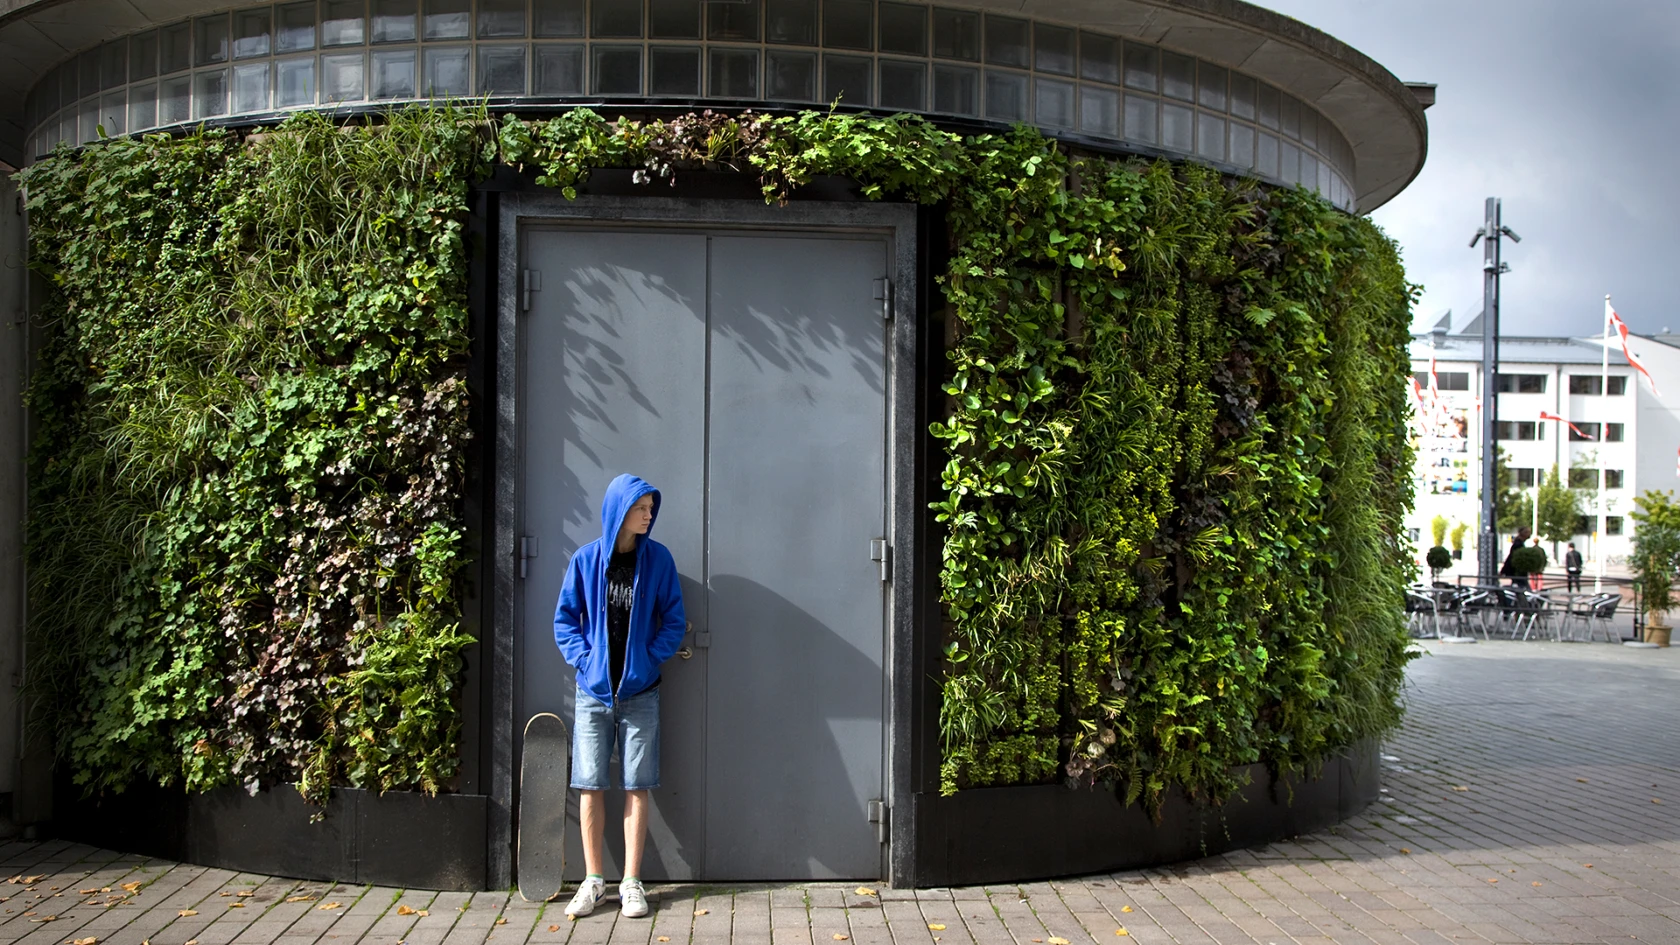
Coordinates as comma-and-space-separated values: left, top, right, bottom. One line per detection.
677, 646, 693, 660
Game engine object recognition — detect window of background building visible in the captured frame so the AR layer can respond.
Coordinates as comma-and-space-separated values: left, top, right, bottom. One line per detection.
1607, 516, 1624, 535
1495, 373, 1546, 394
1509, 468, 1536, 488
1569, 375, 1628, 395
1606, 422, 1625, 442
1570, 422, 1599, 442
1496, 420, 1541, 440
1567, 467, 1621, 488
1413, 370, 1470, 391
1575, 514, 1593, 535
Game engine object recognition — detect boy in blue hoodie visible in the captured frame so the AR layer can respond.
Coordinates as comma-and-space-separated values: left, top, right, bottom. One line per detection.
554, 474, 687, 918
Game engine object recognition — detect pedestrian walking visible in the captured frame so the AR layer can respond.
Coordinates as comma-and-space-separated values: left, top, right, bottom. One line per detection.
1565, 541, 1584, 592
553, 474, 688, 919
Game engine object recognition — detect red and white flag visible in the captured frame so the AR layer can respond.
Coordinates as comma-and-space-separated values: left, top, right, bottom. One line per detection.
1607, 300, 1661, 396
1427, 354, 1442, 405
1409, 375, 1428, 414
1540, 410, 1593, 440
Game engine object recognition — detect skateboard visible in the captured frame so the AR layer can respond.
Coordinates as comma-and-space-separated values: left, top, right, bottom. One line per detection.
518, 712, 569, 903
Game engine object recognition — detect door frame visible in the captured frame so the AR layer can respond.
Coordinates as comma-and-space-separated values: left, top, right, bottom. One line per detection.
489, 194, 919, 886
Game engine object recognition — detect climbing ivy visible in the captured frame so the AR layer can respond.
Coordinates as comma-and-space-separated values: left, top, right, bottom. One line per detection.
21, 105, 1414, 810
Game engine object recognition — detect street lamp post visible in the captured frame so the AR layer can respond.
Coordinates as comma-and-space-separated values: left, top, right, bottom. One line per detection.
1471, 199, 1520, 584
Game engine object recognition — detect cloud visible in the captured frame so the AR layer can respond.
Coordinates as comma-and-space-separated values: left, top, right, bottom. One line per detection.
1262, 0, 1680, 336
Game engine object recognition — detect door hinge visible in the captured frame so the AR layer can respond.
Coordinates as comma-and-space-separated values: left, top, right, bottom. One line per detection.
872, 277, 893, 320
519, 536, 538, 579
869, 539, 891, 582
521, 269, 542, 312
867, 799, 889, 844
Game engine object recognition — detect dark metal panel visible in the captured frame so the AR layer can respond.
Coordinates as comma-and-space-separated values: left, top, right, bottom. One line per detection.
703, 234, 887, 880
520, 227, 710, 881
908, 738, 1380, 887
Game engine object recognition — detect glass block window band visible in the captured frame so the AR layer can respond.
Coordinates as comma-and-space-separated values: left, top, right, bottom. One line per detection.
27, 0, 1362, 211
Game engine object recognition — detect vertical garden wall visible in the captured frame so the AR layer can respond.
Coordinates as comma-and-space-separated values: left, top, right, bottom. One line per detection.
18, 107, 1414, 813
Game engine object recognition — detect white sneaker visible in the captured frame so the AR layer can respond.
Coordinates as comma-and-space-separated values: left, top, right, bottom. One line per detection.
564, 877, 606, 918
618, 879, 649, 918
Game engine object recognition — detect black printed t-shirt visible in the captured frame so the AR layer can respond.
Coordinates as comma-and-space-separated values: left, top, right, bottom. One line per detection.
606, 549, 636, 691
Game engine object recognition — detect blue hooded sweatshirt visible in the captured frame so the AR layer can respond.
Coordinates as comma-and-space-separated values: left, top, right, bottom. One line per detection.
554, 474, 688, 707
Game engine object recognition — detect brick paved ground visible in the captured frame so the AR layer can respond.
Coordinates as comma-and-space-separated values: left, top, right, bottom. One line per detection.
1, 640, 1675, 945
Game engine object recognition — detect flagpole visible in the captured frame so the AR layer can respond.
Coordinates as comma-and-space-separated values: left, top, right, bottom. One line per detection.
1596, 295, 1610, 593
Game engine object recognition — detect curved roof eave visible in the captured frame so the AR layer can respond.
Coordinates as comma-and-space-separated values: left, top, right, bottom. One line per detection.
0, 0, 1428, 212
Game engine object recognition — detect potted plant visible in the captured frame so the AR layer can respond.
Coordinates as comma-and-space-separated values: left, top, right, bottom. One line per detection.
1511, 545, 1546, 589
1426, 545, 1453, 584
1450, 522, 1468, 560
1630, 490, 1680, 646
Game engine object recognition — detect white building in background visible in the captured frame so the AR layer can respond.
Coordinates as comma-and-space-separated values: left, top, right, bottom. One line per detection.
1406, 310, 1680, 580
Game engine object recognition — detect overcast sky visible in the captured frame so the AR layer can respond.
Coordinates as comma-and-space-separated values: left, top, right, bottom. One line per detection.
1260, 1, 1680, 338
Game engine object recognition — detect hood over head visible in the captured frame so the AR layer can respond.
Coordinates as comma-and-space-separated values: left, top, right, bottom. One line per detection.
601, 473, 661, 548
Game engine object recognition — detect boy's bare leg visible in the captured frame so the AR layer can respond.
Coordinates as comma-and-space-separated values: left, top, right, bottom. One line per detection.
580, 789, 607, 876
624, 789, 650, 878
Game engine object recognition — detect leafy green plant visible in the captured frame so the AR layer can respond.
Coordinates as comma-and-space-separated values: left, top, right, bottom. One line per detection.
1450, 521, 1468, 554
1535, 465, 1579, 551
1509, 545, 1544, 577
1430, 515, 1448, 548
22, 104, 1416, 815
1631, 490, 1680, 623
1426, 547, 1452, 579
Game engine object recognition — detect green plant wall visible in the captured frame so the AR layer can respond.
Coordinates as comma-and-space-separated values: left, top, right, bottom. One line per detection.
20, 106, 1415, 808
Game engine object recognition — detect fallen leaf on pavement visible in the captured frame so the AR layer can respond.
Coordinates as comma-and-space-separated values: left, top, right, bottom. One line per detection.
237, 891, 253, 898
1653, 798, 1663, 804
1485, 878, 1498, 884
318, 902, 342, 910
78, 889, 99, 895
185, 939, 199, 945
25, 877, 43, 884
396, 905, 417, 916
495, 917, 508, 925
1049, 937, 1070, 944
694, 908, 709, 916
418, 911, 429, 917
1451, 786, 1469, 792
1120, 906, 1132, 913
1030, 938, 1042, 942
832, 935, 848, 941
1532, 882, 1542, 887
228, 902, 245, 908
34, 916, 58, 922
285, 896, 316, 902
121, 883, 142, 893
548, 925, 560, 932
1400, 848, 1411, 854
178, 910, 197, 917
928, 924, 946, 931
1584, 864, 1594, 869
219, 892, 231, 897
73, 936, 98, 944
1115, 931, 1129, 937
659, 937, 672, 942
854, 887, 877, 897
1577, 777, 1589, 783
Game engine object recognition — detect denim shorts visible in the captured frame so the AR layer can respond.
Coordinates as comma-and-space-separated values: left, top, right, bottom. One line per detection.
571, 683, 661, 791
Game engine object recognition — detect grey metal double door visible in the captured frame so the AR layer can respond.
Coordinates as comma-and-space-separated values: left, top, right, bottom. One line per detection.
518, 226, 889, 880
